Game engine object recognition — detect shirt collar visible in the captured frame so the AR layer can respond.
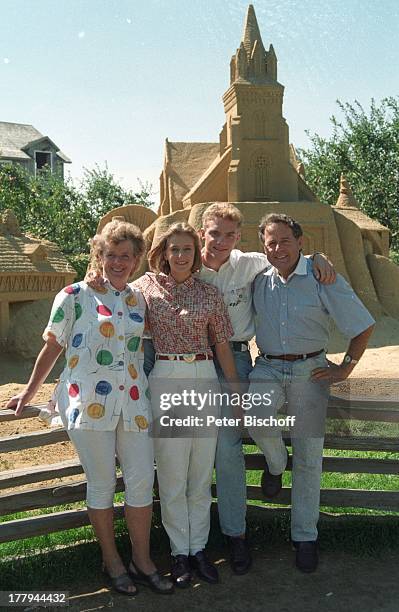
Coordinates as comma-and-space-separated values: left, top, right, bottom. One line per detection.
265, 253, 308, 281
103, 278, 130, 295
165, 273, 195, 289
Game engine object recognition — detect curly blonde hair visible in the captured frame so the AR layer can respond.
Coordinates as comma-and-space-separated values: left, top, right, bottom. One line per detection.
89, 219, 146, 275
148, 222, 202, 274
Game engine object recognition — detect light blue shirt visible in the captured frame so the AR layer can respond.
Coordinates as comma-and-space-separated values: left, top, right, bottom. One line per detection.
253, 254, 375, 355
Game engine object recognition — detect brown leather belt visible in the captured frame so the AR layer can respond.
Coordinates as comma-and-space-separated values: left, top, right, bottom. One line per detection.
262, 349, 324, 361
156, 353, 213, 362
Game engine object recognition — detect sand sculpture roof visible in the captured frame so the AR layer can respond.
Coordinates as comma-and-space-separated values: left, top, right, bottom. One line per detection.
164, 140, 220, 205
0, 210, 75, 275
0, 121, 71, 162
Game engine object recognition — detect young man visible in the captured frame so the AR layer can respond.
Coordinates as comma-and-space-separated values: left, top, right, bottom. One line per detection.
248, 213, 374, 572
196, 203, 335, 575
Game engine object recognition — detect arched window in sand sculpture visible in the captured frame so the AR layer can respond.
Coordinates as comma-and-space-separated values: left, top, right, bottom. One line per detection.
254, 155, 269, 198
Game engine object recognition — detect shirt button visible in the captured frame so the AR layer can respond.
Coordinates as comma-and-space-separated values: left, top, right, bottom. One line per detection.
115, 291, 120, 296
281, 322, 285, 326
118, 360, 124, 366
119, 385, 125, 391
282, 340, 286, 344
282, 303, 286, 306
118, 311, 123, 316
118, 335, 124, 340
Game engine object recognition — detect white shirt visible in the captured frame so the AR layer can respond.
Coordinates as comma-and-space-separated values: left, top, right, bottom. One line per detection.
43, 280, 150, 432
199, 250, 269, 341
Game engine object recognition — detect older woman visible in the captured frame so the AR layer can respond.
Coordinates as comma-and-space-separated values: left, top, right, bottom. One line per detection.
133, 222, 239, 588
7, 220, 173, 597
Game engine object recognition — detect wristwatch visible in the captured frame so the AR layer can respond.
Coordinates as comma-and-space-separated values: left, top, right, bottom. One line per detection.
343, 354, 359, 366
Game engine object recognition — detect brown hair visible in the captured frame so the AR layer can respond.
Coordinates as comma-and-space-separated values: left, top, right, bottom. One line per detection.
89, 219, 146, 275
258, 213, 303, 242
148, 222, 202, 274
202, 202, 243, 229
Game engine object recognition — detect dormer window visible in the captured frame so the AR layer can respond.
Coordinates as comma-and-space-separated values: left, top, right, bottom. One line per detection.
34, 151, 52, 174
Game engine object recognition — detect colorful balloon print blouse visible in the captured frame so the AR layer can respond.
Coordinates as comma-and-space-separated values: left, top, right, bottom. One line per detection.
43, 281, 150, 432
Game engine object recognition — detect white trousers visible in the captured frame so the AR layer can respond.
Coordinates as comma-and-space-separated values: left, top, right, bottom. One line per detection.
150, 358, 219, 556
67, 415, 154, 509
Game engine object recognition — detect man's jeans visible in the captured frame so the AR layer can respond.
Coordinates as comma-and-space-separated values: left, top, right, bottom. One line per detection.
247, 353, 329, 542
214, 349, 253, 537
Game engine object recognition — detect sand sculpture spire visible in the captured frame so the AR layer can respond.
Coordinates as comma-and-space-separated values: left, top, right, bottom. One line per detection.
335, 173, 360, 209
230, 4, 277, 84
242, 4, 264, 55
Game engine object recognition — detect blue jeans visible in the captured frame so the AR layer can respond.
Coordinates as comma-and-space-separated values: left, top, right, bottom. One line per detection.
214, 349, 253, 537
247, 353, 329, 542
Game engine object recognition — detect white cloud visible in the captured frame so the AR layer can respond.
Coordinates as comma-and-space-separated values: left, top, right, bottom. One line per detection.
78, 31, 85, 39
3, 58, 10, 64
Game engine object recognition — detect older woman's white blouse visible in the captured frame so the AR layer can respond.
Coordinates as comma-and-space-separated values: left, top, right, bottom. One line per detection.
43, 280, 150, 432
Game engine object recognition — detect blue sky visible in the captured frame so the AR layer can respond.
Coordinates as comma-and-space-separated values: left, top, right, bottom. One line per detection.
1, 0, 398, 203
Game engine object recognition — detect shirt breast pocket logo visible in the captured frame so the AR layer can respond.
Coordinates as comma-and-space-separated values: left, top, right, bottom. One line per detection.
227, 286, 250, 307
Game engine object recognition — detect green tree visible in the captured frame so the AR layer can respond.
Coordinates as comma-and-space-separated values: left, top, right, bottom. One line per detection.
0, 163, 154, 279
299, 97, 399, 254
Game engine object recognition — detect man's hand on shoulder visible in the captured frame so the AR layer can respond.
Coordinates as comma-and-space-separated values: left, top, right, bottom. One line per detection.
312, 253, 336, 284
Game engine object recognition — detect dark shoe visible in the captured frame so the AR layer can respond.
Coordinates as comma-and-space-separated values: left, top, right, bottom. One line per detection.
189, 550, 219, 584
293, 541, 318, 573
227, 536, 252, 575
128, 560, 174, 594
261, 447, 288, 499
171, 554, 192, 589
102, 563, 138, 596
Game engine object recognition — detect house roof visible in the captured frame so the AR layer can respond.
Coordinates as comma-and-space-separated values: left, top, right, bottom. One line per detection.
0, 121, 71, 163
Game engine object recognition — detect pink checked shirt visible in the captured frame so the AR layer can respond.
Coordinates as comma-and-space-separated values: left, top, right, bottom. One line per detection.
133, 273, 233, 355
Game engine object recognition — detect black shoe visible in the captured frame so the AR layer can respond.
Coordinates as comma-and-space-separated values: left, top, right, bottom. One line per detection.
261, 447, 288, 499
102, 563, 138, 596
189, 550, 219, 584
171, 554, 192, 589
128, 561, 174, 594
228, 536, 252, 575
293, 541, 318, 573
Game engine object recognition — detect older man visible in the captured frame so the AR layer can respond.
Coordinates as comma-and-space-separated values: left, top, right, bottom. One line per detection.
247, 213, 375, 573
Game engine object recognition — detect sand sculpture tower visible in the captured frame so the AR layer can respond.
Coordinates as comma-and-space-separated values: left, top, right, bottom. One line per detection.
225, 4, 298, 202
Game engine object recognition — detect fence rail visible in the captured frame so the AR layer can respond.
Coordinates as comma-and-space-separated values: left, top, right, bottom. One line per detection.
0, 395, 398, 544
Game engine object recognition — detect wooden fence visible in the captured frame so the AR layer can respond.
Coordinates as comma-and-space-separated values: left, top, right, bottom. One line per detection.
1, 396, 398, 544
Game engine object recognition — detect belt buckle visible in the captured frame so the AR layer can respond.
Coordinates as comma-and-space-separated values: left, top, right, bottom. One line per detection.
302, 353, 307, 361
183, 353, 196, 363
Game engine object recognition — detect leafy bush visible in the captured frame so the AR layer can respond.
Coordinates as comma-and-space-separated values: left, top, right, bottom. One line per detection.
0, 164, 154, 279
300, 97, 399, 254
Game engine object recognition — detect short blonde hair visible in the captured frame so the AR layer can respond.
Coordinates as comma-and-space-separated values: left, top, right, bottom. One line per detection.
89, 219, 146, 275
202, 202, 243, 229
148, 222, 202, 274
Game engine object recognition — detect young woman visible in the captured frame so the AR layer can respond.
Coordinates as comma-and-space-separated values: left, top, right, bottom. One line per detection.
133, 222, 239, 588
7, 220, 173, 597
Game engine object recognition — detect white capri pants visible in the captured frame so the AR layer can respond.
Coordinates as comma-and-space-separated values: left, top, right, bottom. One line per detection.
149, 357, 219, 556
67, 415, 154, 509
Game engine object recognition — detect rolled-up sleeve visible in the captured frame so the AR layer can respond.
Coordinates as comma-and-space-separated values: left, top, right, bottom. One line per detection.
208, 289, 234, 345
319, 275, 375, 338
42, 288, 76, 347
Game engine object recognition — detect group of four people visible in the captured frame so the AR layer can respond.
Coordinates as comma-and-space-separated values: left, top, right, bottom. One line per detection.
7, 203, 374, 596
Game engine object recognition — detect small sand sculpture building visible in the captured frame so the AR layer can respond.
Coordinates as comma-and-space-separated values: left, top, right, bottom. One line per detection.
0, 209, 76, 342
105, 4, 398, 321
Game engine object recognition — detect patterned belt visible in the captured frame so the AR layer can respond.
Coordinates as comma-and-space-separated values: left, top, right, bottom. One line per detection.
262, 349, 324, 362
156, 353, 213, 362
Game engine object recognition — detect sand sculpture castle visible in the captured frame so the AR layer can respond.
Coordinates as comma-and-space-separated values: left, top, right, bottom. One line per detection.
102, 4, 398, 322
0, 209, 75, 346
